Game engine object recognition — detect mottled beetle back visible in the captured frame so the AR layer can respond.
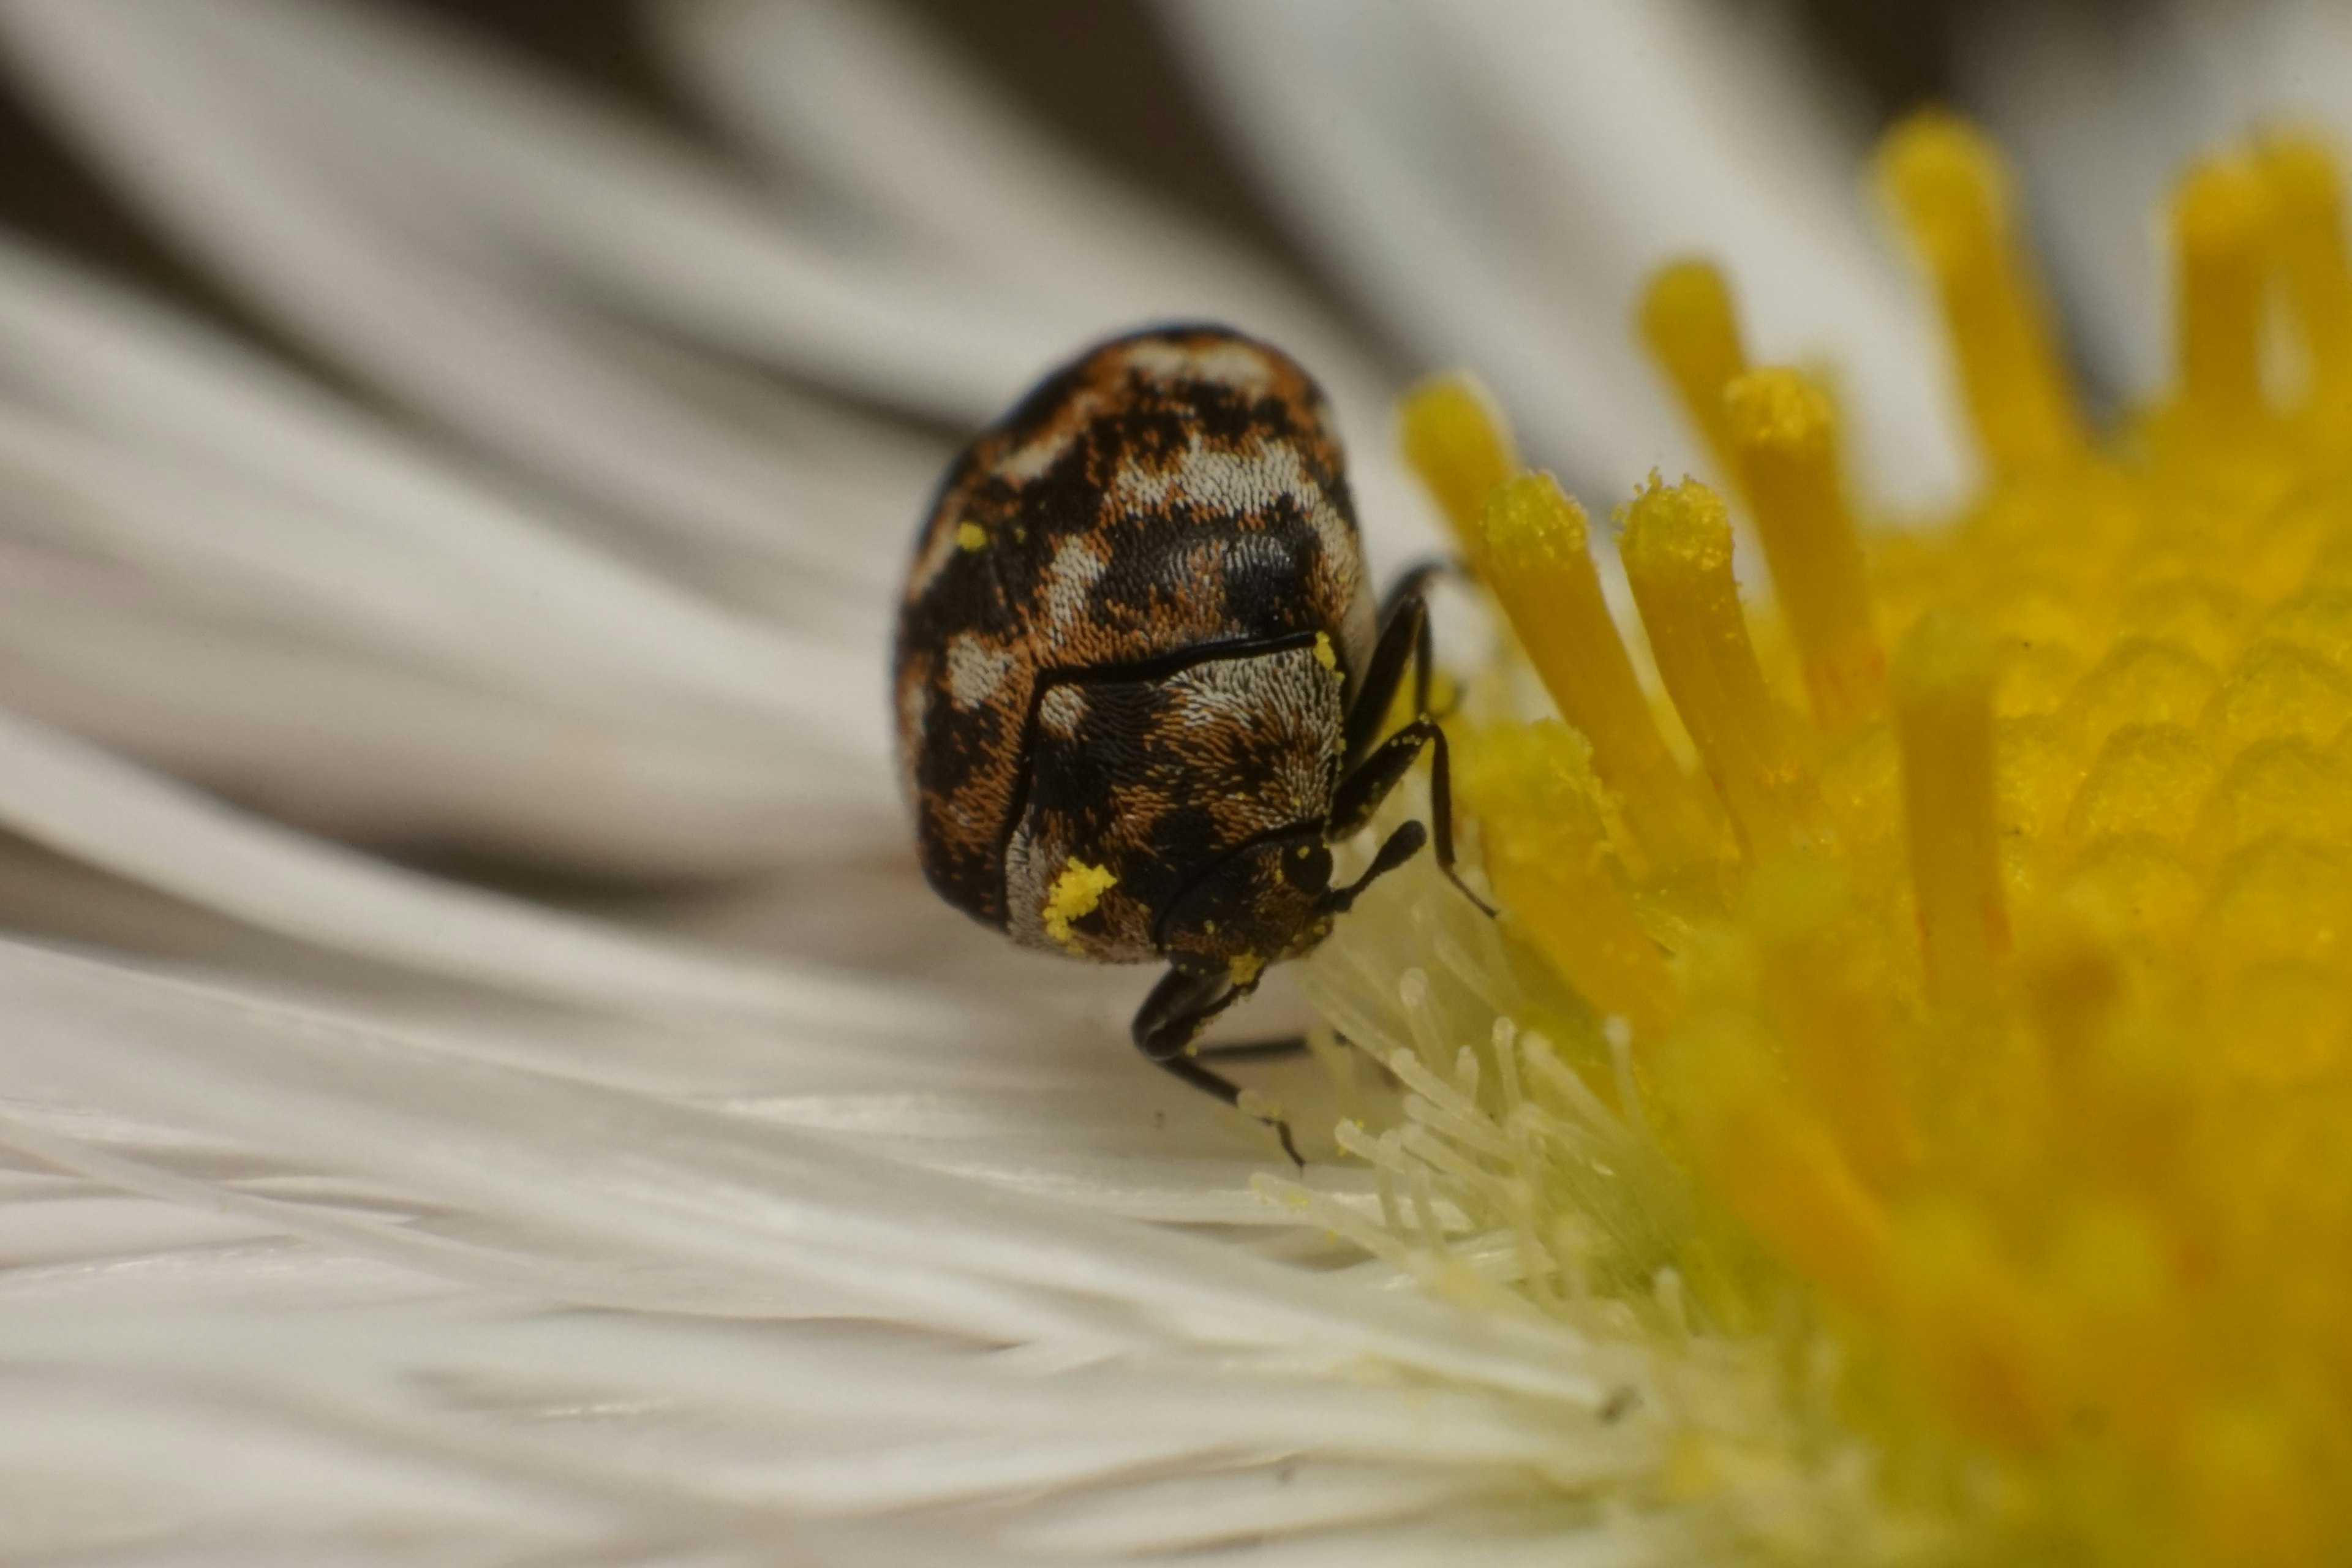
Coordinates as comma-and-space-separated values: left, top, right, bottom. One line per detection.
893, 325, 1374, 957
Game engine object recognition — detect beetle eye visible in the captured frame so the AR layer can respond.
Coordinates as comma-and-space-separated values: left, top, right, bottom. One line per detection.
1284, 843, 1333, 894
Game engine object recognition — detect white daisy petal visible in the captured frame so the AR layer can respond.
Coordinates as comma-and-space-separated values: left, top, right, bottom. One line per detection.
0, 0, 2175, 1555
0, 234, 889, 699
1161, 0, 1678, 500
1164, 0, 1967, 511
1959, 0, 2206, 401
0, 0, 994, 631
0, 0, 1046, 416
0, 568, 878, 873
652, 0, 1452, 573
0, 922, 1678, 1558
1426, 0, 1964, 508
0, 937, 1627, 1401
0, 208, 934, 866
0, 705, 957, 1039
652, 0, 1386, 396
1968, 0, 2352, 404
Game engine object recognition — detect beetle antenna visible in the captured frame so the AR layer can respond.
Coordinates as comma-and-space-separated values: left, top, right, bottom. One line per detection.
1320, 820, 1428, 915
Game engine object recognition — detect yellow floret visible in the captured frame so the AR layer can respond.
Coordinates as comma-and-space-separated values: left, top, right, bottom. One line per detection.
1295, 110, 2352, 1566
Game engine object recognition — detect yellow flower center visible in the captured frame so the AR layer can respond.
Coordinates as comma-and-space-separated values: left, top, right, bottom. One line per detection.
1280, 111, 2352, 1565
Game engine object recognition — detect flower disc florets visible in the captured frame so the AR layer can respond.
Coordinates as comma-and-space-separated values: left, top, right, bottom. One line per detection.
1273, 111, 2352, 1566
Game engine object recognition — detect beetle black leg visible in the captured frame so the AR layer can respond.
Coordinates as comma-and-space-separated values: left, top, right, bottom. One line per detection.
1343, 586, 1434, 765
1131, 967, 1302, 1166
1377, 559, 1458, 624
1334, 579, 1496, 916
1354, 558, 1476, 742
1379, 559, 1451, 707
1194, 1036, 1311, 1062
1329, 717, 1497, 915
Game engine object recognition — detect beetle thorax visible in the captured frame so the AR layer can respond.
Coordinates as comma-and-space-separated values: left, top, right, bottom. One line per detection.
1001, 641, 1346, 962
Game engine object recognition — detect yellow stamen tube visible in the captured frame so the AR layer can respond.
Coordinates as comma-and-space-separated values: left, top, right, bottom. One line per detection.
2258, 130, 2352, 402
1879, 110, 2084, 474
1477, 474, 1719, 867
2173, 156, 2272, 424
1638, 258, 1749, 473
1748, 856, 1918, 1189
1621, 477, 1822, 859
1725, 369, 1883, 731
1398, 373, 1520, 557
1663, 1013, 1891, 1314
1893, 609, 2009, 1004
1464, 723, 1681, 1037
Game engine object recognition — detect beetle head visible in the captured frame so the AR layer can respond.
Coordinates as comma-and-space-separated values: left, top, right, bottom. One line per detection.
1158, 827, 1336, 984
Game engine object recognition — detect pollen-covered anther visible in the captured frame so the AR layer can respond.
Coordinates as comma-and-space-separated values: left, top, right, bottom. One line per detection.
1620, 476, 1825, 859
2173, 153, 2275, 424
1893, 609, 2008, 1003
1459, 722, 1681, 1036
1879, 108, 2085, 472
1397, 372, 1520, 553
1318, 110, 2352, 1568
1638, 258, 1749, 473
2258, 129, 2352, 404
1474, 472, 1719, 867
1724, 368, 1883, 731
1659, 1010, 1893, 1314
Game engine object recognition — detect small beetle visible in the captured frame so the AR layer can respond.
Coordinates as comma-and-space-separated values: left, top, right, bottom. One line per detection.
893, 325, 1485, 1156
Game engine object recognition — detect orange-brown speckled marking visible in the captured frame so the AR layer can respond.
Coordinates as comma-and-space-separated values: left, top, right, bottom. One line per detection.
893, 323, 1488, 1159
894, 325, 1373, 962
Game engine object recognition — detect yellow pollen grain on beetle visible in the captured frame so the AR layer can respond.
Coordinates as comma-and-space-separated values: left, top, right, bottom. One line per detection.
1041, 858, 1115, 947
956, 520, 987, 551
1280, 110, 2352, 1567
1313, 630, 1338, 672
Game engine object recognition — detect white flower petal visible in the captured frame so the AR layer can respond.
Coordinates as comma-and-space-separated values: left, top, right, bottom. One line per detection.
1161, 0, 1679, 497
1165, 0, 1966, 512
1964, 0, 2352, 404
0, 0, 987, 618
1959, 1, 2204, 401
0, 564, 883, 872
0, 234, 890, 699
0, 0, 1045, 413
0, 937, 1619, 1395
0, 927, 1674, 1556
0, 704, 961, 1040
654, 0, 1454, 573
1427, 0, 1964, 509
0, 206, 944, 866
652, 0, 1390, 404
0, 399, 878, 739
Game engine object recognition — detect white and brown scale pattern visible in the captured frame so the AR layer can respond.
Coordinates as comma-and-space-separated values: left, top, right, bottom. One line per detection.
893, 325, 1374, 962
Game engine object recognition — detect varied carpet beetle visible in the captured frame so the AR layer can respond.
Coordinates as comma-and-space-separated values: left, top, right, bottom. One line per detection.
894, 325, 1485, 1159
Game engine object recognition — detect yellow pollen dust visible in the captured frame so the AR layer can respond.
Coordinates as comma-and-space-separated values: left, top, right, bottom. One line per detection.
1228, 951, 1267, 988
1313, 630, 1338, 672
1041, 858, 1115, 947
1346, 111, 2352, 1566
